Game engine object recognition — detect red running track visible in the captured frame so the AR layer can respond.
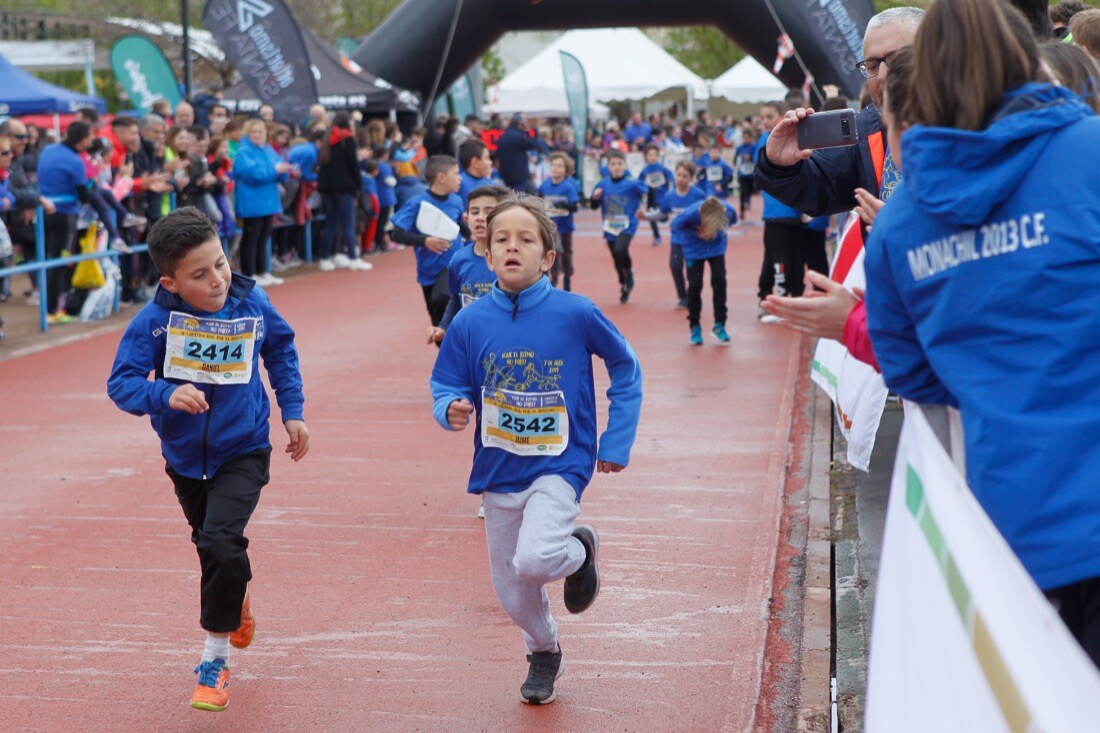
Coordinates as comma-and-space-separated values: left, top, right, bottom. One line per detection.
0, 209, 804, 732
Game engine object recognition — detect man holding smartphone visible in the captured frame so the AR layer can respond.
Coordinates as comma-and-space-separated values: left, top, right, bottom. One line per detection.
754, 7, 925, 217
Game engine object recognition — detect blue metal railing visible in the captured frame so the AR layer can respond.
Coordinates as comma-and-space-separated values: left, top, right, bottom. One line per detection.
0, 198, 321, 333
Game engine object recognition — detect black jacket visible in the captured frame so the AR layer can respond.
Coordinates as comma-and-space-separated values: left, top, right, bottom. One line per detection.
754, 104, 885, 218
496, 124, 547, 189
317, 137, 360, 195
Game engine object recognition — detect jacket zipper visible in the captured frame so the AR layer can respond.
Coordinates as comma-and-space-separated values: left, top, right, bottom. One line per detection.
202, 384, 217, 479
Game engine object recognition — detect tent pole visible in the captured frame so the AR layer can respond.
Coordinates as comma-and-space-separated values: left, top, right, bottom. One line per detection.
53, 113, 60, 137
85, 44, 96, 98
182, 0, 193, 99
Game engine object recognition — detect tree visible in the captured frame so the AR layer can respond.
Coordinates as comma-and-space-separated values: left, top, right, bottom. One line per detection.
652, 26, 745, 79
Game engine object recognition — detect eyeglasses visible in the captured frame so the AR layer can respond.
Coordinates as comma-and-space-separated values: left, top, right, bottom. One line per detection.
10, 134, 27, 141
855, 52, 897, 79
0, 150, 13, 156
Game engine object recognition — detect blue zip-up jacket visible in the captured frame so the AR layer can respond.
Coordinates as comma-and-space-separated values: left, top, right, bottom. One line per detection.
361, 173, 378, 198
459, 171, 493, 205
288, 142, 318, 183
430, 277, 642, 499
592, 175, 648, 240
864, 83, 1100, 590
440, 239, 496, 331
538, 176, 581, 234
672, 200, 738, 261
735, 143, 756, 179
640, 162, 673, 193
107, 274, 304, 480
699, 158, 734, 198
658, 187, 707, 245
392, 190, 464, 285
375, 162, 397, 208
37, 143, 88, 215
394, 175, 429, 210
756, 133, 800, 222
231, 139, 287, 218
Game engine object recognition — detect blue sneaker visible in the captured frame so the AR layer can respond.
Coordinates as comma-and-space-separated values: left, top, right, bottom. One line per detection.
690, 326, 703, 345
712, 324, 731, 343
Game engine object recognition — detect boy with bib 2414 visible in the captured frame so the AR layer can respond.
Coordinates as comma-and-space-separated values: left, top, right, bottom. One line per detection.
107, 207, 309, 713
430, 194, 643, 705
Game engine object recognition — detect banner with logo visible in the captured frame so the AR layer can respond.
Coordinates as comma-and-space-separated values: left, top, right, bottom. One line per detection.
109, 36, 181, 114
202, 0, 317, 122
559, 51, 588, 182
810, 212, 887, 471
866, 405, 1100, 731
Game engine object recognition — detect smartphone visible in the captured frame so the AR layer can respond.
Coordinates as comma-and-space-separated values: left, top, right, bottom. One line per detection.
796, 109, 858, 150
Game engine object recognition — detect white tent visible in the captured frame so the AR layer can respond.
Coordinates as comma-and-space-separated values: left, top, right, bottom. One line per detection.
486, 28, 708, 118
710, 55, 788, 103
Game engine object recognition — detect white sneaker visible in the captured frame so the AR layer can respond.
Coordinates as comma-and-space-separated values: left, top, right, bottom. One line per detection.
253, 273, 272, 286
271, 258, 290, 272
348, 259, 374, 271
332, 253, 352, 269
263, 273, 284, 286
286, 256, 304, 269
318, 258, 336, 272
477, 503, 485, 519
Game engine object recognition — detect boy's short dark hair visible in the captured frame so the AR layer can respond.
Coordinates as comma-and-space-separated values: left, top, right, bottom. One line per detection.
485, 193, 558, 256
643, 143, 660, 155
458, 140, 488, 170
466, 184, 511, 210
676, 159, 697, 177
372, 145, 388, 160
363, 158, 379, 175
65, 121, 91, 147
189, 124, 209, 140
605, 148, 626, 162
424, 154, 458, 185
148, 207, 220, 277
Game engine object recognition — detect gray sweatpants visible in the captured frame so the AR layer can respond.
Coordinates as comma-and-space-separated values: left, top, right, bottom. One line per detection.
483, 475, 587, 653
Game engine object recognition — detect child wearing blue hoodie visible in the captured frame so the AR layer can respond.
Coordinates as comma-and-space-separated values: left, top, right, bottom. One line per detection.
590, 149, 649, 303
657, 160, 707, 308
107, 207, 308, 713
640, 144, 673, 246
390, 155, 466, 327
672, 197, 738, 345
537, 152, 581, 291
430, 195, 642, 705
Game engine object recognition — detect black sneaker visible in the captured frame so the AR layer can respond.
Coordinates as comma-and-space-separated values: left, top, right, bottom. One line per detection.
564, 525, 600, 613
625, 270, 635, 293
520, 647, 563, 704
619, 287, 630, 304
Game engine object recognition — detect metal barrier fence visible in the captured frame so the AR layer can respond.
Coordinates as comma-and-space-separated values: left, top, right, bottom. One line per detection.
0, 198, 320, 334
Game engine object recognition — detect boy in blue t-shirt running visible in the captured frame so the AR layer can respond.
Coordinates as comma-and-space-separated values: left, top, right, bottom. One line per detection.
699, 144, 734, 199
390, 155, 466, 327
672, 197, 738, 345
590, 149, 649, 303
639, 144, 673, 247
430, 194, 642, 705
537, 152, 581, 291
656, 160, 707, 308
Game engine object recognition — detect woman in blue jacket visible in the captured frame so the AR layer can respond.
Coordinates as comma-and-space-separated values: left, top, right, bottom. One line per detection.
232, 119, 292, 284
863, 0, 1100, 666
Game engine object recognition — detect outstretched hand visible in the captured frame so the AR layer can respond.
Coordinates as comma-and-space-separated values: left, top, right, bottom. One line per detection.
597, 460, 625, 474
765, 108, 816, 167
761, 271, 859, 342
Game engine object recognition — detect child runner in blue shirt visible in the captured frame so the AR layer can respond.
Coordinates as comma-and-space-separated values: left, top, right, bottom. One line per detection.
390, 155, 466, 327
590, 149, 648, 303
735, 132, 757, 219
458, 140, 495, 204
428, 184, 511, 345
430, 194, 642, 706
107, 207, 309, 713
537, 152, 581, 291
372, 146, 397, 253
700, 144, 735, 199
657, 160, 707, 308
673, 197, 738, 345
639, 144, 673, 247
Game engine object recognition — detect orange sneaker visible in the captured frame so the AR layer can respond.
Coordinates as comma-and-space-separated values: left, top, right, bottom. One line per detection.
229, 594, 255, 649
190, 659, 230, 712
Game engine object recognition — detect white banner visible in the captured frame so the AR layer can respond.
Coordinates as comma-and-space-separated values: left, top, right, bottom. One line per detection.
810, 212, 887, 470
866, 405, 1100, 732
0, 40, 94, 69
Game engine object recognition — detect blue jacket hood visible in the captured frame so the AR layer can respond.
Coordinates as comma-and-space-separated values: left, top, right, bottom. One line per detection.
903, 83, 1092, 228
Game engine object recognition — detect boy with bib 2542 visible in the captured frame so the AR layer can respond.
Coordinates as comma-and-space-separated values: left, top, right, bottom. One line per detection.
107, 207, 309, 713
430, 194, 643, 705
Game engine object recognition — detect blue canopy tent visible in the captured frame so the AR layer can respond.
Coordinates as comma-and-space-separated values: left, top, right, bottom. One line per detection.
0, 52, 106, 116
